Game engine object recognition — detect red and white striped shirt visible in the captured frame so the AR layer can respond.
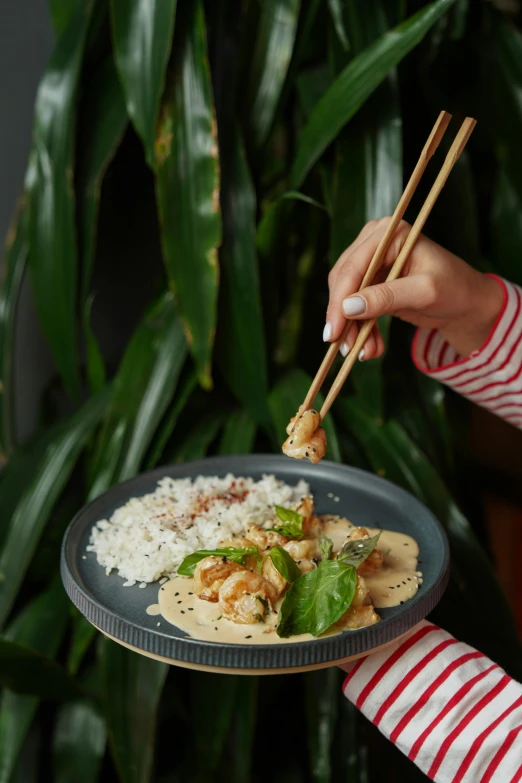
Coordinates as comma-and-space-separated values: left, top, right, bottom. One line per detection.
344, 276, 522, 781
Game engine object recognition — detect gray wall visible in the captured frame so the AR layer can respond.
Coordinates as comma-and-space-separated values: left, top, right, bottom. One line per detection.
1, 1, 54, 442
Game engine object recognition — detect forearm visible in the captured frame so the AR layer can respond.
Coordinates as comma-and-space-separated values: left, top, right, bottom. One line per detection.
343, 620, 522, 782
412, 277, 522, 429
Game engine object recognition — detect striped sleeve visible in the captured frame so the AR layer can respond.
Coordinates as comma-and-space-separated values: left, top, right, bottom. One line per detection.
343, 621, 522, 782
412, 276, 522, 429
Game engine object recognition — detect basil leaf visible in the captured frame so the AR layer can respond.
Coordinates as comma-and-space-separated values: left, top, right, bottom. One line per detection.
336, 533, 381, 568
277, 560, 357, 638
177, 546, 260, 576
267, 546, 301, 583
318, 532, 333, 561
271, 505, 304, 538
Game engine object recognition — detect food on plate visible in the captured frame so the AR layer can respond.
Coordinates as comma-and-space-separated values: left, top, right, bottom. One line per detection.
170, 501, 420, 642
87, 472, 421, 645
282, 409, 326, 464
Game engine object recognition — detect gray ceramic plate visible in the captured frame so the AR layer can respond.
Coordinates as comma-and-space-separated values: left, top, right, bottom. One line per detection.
61, 455, 449, 674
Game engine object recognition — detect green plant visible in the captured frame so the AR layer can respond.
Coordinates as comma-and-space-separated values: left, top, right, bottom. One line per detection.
1, 0, 522, 780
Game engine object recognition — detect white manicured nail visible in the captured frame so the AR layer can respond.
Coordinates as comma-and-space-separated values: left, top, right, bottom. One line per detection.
340, 342, 350, 357
358, 349, 365, 361
342, 296, 366, 316
323, 322, 332, 341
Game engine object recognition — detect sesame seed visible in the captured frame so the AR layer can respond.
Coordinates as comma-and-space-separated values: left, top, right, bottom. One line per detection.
188, 608, 194, 611
400, 601, 404, 605
175, 592, 179, 596
245, 635, 252, 639
181, 610, 185, 614
177, 600, 182, 604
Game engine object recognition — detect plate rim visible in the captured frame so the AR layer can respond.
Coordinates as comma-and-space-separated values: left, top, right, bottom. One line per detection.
61, 455, 450, 670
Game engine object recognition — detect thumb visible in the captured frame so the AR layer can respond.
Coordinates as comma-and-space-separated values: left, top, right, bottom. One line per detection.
341, 277, 427, 320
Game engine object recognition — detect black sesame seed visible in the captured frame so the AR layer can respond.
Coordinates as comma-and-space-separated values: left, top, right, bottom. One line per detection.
396, 584, 401, 588
313, 448, 317, 453
215, 627, 218, 630
403, 543, 409, 546
290, 440, 293, 444
177, 600, 182, 604
181, 610, 185, 614
245, 635, 252, 639
407, 578, 412, 581
175, 592, 179, 596
188, 592, 193, 595
402, 581, 406, 585
188, 608, 194, 611
305, 452, 309, 457
389, 586, 395, 589
400, 601, 404, 605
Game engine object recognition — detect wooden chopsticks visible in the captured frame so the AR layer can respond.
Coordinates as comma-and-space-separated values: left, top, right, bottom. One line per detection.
303, 112, 476, 421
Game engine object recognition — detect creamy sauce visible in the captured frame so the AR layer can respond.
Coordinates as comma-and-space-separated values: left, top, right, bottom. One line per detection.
147, 517, 421, 644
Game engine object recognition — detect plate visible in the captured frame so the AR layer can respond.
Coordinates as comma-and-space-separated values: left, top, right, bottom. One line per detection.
60, 455, 449, 674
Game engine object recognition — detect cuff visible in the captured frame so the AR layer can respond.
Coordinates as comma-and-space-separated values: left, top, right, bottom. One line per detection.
411, 276, 522, 428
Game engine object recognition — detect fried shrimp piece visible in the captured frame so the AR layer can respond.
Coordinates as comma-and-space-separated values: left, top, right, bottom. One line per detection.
336, 575, 380, 630
282, 540, 317, 574
193, 556, 246, 602
244, 523, 288, 552
262, 556, 287, 597
219, 571, 279, 624
219, 536, 254, 549
341, 526, 384, 574
294, 496, 323, 537
282, 409, 327, 464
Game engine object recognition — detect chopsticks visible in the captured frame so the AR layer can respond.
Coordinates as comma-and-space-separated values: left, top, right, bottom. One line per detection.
304, 112, 476, 421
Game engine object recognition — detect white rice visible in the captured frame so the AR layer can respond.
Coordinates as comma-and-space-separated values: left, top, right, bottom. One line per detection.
87, 473, 310, 584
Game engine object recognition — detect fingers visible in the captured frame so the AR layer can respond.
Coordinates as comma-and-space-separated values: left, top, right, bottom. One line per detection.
341, 275, 436, 321
338, 323, 384, 362
326, 218, 410, 341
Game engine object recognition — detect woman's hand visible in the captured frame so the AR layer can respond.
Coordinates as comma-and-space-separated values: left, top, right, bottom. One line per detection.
325, 217, 505, 360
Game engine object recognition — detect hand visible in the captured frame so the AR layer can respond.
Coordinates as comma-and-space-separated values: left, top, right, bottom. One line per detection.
325, 217, 505, 360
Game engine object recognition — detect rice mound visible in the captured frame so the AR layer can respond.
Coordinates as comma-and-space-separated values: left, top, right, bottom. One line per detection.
87, 473, 310, 585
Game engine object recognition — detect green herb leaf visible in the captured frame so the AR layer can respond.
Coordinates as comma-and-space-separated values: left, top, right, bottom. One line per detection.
318, 532, 334, 562
177, 547, 260, 577
267, 546, 301, 583
277, 561, 357, 638
337, 534, 381, 568
272, 506, 304, 538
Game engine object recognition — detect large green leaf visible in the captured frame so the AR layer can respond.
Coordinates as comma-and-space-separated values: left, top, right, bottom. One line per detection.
48, 0, 83, 36
190, 672, 238, 778
243, 0, 301, 150
338, 397, 522, 670
0, 582, 69, 783
155, 0, 221, 390
53, 702, 106, 783
88, 293, 186, 497
227, 677, 258, 783
0, 390, 108, 627
145, 371, 197, 470
290, 0, 456, 187
486, 19, 522, 209
102, 640, 167, 783
78, 56, 128, 302
218, 131, 269, 427
169, 409, 227, 463
110, 0, 177, 168
27, 2, 93, 399
0, 204, 28, 457
491, 164, 522, 287
0, 640, 80, 700
305, 668, 340, 783
218, 410, 256, 455
268, 369, 342, 462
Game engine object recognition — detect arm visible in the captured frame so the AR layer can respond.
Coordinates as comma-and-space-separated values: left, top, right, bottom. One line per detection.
412, 276, 522, 429
342, 621, 522, 782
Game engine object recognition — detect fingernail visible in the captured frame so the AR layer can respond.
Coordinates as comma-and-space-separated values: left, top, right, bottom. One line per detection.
358, 349, 365, 361
323, 322, 332, 342
342, 296, 367, 316
340, 342, 350, 357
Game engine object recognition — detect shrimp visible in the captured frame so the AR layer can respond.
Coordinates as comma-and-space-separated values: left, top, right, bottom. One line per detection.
341, 527, 384, 574
193, 556, 246, 602
244, 523, 288, 552
262, 556, 287, 597
219, 570, 279, 624
295, 496, 323, 537
336, 575, 380, 630
282, 409, 327, 464
218, 536, 260, 570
